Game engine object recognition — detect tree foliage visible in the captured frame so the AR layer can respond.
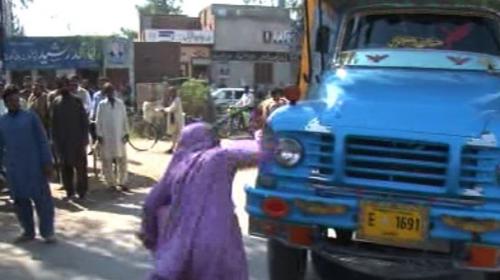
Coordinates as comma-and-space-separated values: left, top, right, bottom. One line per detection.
8, 0, 35, 36
9, 0, 32, 8
119, 27, 138, 40
136, 0, 183, 15
243, 0, 300, 8
11, 17, 24, 35
179, 79, 215, 122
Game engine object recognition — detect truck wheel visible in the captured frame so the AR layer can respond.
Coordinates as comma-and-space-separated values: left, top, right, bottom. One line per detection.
268, 239, 307, 280
486, 272, 500, 280
311, 252, 362, 280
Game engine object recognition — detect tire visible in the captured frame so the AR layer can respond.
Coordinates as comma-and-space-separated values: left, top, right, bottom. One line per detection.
311, 252, 359, 280
311, 230, 371, 280
312, 251, 459, 280
268, 239, 307, 280
128, 120, 159, 151
214, 117, 235, 139
486, 272, 500, 280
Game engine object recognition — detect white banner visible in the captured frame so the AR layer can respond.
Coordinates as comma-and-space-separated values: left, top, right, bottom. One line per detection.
145, 29, 214, 45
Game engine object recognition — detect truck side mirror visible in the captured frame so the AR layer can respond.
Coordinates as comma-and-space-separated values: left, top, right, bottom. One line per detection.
315, 25, 331, 54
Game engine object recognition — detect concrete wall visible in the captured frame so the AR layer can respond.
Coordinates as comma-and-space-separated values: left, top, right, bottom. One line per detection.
140, 14, 201, 40
214, 17, 292, 52
211, 60, 292, 88
209, 5, 294, 88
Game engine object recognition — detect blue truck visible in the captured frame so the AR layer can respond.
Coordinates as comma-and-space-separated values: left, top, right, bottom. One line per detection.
245, 0, 500, 279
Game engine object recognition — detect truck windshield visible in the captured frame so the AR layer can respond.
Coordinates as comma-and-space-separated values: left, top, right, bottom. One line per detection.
342, 13, 500, 56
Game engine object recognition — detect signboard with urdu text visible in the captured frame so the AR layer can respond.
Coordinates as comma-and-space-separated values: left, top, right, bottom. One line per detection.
144, 29, 214, 45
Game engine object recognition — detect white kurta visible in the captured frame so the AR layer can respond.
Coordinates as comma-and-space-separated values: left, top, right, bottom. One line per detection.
73, 87, 92, 114
96, 98, 129, 160
163, 97, 185, 137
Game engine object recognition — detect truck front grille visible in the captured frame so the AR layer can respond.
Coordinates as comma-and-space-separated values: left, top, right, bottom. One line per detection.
460, 146, 497, 189
306, 133, 335, 182
345, 136, 449, 187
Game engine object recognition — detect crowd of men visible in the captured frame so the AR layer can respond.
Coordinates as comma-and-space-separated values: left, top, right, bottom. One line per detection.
0, 75, 130, 244
0, 74, 289, 245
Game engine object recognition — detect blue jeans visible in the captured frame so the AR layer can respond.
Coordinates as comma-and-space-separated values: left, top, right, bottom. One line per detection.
14, 193, 55, 238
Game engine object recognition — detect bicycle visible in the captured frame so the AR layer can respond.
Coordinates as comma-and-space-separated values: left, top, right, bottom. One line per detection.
127, 110, 162, 152
127, 108, 202, 152
214, 106, 255, 139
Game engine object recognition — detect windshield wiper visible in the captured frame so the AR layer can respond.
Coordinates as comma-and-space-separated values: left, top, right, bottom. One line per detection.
486, 59, 500, 76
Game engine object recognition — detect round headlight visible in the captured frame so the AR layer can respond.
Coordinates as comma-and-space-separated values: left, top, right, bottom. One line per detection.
274, 138, 303, 167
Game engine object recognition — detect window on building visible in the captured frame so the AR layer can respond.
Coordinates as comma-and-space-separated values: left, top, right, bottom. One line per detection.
254, 63, 274, 85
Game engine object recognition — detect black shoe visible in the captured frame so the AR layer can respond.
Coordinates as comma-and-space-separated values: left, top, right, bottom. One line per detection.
109, 186, 119, 192
63, 195, 75, 201
120, 186, 131, 192
43, 235, 57, 244
13, 234, 35, 244
166, 148, 174, 154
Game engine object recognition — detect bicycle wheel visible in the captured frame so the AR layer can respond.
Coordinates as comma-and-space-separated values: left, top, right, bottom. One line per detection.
128, 120, 159, 151
214, 115, 232, 139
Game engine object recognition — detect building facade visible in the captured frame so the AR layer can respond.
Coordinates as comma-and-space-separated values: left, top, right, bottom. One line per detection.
139, 14, 212, 79
201, 4, 295, 89
3, 36, 134, 90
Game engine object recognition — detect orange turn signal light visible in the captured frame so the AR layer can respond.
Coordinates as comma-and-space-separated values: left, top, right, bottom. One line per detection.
262, 197, 289, 219
284, 86, 301, 104
442, 216, 500, 233
468, 245, 500, 268
295, 200, 347, 215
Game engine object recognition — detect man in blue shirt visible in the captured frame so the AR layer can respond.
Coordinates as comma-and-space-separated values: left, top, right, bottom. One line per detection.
90, 77, 110, 121
0, 85, 56, 244
89, 77, 109, 149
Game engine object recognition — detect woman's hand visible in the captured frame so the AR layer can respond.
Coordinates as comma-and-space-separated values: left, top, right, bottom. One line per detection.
137, 230, 155, 250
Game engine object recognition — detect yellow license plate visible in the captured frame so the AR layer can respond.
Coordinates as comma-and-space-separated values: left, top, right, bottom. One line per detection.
358, 201, 428, 244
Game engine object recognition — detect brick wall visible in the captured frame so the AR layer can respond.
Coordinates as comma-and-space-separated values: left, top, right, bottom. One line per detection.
134, 42, 181, 84
140, 14, 201, 32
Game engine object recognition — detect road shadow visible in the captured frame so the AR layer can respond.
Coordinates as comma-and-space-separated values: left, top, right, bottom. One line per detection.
52, 171, 156, 215
0, 227, 152, 280
127, 159, 143, 166
0, 171, 156, 217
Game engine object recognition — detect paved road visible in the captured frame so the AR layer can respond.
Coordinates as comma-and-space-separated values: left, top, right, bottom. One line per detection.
0, 143, 482, 279
0, 143, 319, 280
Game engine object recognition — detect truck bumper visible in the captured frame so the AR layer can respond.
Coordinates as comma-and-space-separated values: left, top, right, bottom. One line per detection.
246, 186, 500, 272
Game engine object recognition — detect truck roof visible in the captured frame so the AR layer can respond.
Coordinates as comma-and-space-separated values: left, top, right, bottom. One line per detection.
328, 0, 500, 13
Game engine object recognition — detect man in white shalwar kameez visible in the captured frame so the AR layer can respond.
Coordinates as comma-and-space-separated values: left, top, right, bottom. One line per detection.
158, 87, 184, 154
96, 83, 129, 191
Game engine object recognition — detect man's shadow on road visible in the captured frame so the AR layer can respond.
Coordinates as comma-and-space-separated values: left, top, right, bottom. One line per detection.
0, 171, 157, 216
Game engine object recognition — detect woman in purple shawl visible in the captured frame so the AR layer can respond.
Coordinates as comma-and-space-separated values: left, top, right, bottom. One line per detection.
140, 123, 259, 280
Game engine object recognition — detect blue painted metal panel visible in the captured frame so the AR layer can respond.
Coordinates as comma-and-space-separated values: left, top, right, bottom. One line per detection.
247, 2, 500, 251
4, 36, 103, 70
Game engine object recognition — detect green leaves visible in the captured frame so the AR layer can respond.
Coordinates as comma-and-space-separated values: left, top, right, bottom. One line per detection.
136, 0, 183, 15
119, 28, 138, 40
179, 79, 213, 121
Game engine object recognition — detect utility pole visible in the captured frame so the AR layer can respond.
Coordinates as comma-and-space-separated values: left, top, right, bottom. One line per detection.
0, 0, 5, 76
